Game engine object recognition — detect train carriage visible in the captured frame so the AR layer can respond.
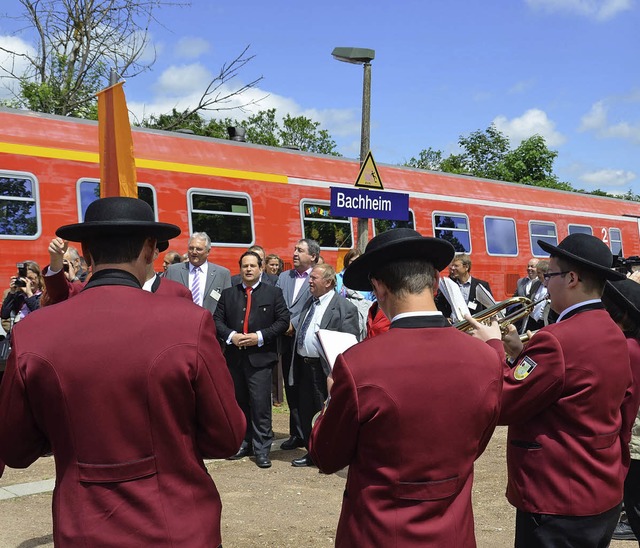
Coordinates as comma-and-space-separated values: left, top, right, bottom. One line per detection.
1, 106, 639, 300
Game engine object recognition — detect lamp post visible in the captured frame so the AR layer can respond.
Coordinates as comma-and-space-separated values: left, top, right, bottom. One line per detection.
332, 47, 375, 253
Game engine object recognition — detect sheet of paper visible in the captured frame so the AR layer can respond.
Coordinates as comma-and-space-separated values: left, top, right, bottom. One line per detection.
316, 329, 359, 370
439, 277, 470, 322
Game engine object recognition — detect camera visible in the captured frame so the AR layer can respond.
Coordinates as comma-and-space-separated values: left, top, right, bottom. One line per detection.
15, 262, 27, 287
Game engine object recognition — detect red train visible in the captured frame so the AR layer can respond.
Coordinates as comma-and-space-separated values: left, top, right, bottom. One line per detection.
1, 106, 638, 299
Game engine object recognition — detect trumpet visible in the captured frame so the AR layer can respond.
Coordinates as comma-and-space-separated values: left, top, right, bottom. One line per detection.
454, 296, 546, 335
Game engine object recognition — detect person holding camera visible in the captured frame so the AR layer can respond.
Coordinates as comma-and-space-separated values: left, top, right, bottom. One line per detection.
1, 261, 44, 326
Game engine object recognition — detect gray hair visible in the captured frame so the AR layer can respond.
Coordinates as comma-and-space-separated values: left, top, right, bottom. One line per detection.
190, 232, 211, 250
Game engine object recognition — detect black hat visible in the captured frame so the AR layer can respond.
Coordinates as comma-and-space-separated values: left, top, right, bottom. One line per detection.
57, 197, 180, 242
343, 228, 455, 291
538, 233, 625, 281
604, 279, 640, 322
157, 241, 169, 253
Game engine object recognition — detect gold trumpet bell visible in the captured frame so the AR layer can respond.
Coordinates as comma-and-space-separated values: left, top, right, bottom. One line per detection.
453, 296, 534, 333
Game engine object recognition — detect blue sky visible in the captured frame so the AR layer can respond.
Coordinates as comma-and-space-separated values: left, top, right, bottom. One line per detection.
1, 0, 639, 195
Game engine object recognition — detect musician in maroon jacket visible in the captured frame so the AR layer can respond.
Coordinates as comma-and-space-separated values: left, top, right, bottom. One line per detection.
0, 197, 245, 547
309, 228, 503, 547
469, 233, 635, 547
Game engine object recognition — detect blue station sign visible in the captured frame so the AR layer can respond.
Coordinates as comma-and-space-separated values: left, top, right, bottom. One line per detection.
330, 187, 410, 221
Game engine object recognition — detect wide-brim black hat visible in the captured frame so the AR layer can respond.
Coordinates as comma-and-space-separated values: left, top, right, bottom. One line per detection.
157, 241, 169, 253
57, 197, 180, 242
604, 279, 640, 322
343, 228, 455, 291
538, 233, 624, 281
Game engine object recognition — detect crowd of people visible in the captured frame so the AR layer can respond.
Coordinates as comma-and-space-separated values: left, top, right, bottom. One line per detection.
1, 196, 640, 547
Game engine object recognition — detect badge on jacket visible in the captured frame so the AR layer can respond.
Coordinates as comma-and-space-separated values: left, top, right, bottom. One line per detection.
514, 356, 537, 381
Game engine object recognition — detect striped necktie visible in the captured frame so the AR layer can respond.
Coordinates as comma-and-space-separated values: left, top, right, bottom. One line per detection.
191, 266, 201, 305
297, 298, 320, 352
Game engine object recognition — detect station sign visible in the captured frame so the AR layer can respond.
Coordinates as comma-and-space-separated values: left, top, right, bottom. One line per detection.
330, 186, 409, 221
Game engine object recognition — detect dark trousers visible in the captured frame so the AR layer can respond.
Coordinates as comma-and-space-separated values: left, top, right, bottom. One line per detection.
228, 354, 274, 454
295, 353, 328, 446
514, 503, 621, 548
281, 336, 303, 440
624, 459, 640, 539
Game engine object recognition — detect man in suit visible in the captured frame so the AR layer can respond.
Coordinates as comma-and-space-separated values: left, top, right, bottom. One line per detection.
214, 251, 289, 469
435, 253, 493, 319
469, 233, 635, 547
0, 197, 245, 547
512, 257, 539, 331
230, 245, 278, 287
291, 263, 360, 468
276, 238, 320, 450
308, 228, 503, 546
164, 231, 232, 313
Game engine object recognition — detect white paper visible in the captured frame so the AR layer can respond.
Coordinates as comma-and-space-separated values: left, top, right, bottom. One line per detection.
316, 329, 359, 370
439, 277, 470, 322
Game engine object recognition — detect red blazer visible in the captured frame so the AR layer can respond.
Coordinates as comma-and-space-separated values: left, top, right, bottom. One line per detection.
488, 306, 634, 516
309, 316, 503, 547
0, 282, 245, 547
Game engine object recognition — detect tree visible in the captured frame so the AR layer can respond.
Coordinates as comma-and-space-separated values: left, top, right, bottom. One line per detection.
457, 125, 511, 180
405, 148, 444, 171
0, 0, 262, 118
141, 107, 341, 156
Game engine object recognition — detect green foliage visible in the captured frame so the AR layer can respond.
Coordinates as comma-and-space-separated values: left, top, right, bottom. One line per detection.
140, 108, 341, 156
405, 125, 638, 201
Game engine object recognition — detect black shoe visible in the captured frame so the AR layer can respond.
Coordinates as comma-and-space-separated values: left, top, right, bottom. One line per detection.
255, 454, 272, 469
291, 453, 315, 467
612, 521, 637, 541
280, 436, 304, 450
228, 445, 253, 460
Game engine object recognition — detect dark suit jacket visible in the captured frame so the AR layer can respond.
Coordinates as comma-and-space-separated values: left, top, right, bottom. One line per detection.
0, 271, 245, 547
164, 261, 232, 314
435, 276, 493, 319
309, 315, 502, 547
292, 291, 360, 379
214, 283, 289, 368
230, 272, 277, 287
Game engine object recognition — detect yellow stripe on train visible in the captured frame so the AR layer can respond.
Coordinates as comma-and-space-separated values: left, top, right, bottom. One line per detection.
0, 141, 288, 184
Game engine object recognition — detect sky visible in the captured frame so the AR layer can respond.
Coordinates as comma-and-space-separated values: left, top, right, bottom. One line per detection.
0, 0, 639, 195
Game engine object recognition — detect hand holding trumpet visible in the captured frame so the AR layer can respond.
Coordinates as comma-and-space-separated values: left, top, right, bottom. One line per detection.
464, 314, 525, 360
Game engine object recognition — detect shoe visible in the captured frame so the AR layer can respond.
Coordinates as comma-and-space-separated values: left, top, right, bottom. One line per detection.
280, 436, 304, 450
612, 521, 637, 541
291, 453, 315, 467
228, 445, 253, 460
255, 454, 272, 469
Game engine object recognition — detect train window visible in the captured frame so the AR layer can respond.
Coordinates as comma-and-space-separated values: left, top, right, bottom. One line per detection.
433, 212, 470, 253
530, 221, 558, 256
0, 172, 39, 238
189, 190, 253, 246
484, 217, 517, 256
373, 210, 415, 235
301, 200, 353, 249
78, 180, 157, 220
609, 228, 623, 255
568, 224, 593, 235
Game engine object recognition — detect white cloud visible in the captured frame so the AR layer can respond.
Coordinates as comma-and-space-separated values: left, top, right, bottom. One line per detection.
580, 100, 640, 143
153, 63, 213, 96
174, 37, 210, 59
579, 168, 636, 187
0, 34, 35, 99
493, 108, 566, 146
525, 0, 634, 21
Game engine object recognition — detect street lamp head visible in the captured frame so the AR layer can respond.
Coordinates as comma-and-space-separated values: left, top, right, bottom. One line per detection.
331, 47, 375, 65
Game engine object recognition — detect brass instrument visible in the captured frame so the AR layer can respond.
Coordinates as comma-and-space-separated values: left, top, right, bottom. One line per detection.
453, 296, 532, 333
519, 330, 538, 343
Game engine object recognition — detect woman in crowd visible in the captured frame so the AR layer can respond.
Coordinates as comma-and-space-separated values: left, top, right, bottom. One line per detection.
265, 254, 283, 276
1, 260, 44, 326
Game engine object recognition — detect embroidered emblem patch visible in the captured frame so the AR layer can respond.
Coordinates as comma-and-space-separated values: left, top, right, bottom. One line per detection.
514, 356, 537, 381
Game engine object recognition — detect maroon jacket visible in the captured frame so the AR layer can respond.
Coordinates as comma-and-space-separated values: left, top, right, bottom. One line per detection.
488, 304, 635, 516
310, 315, 503, 547
0, 276, 245, 546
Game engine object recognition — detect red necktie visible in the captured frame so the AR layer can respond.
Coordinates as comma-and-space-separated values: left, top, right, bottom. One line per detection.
243, 286, 252, 333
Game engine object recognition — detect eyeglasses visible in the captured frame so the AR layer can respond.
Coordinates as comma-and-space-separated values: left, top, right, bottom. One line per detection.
543, 271, 569, 281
